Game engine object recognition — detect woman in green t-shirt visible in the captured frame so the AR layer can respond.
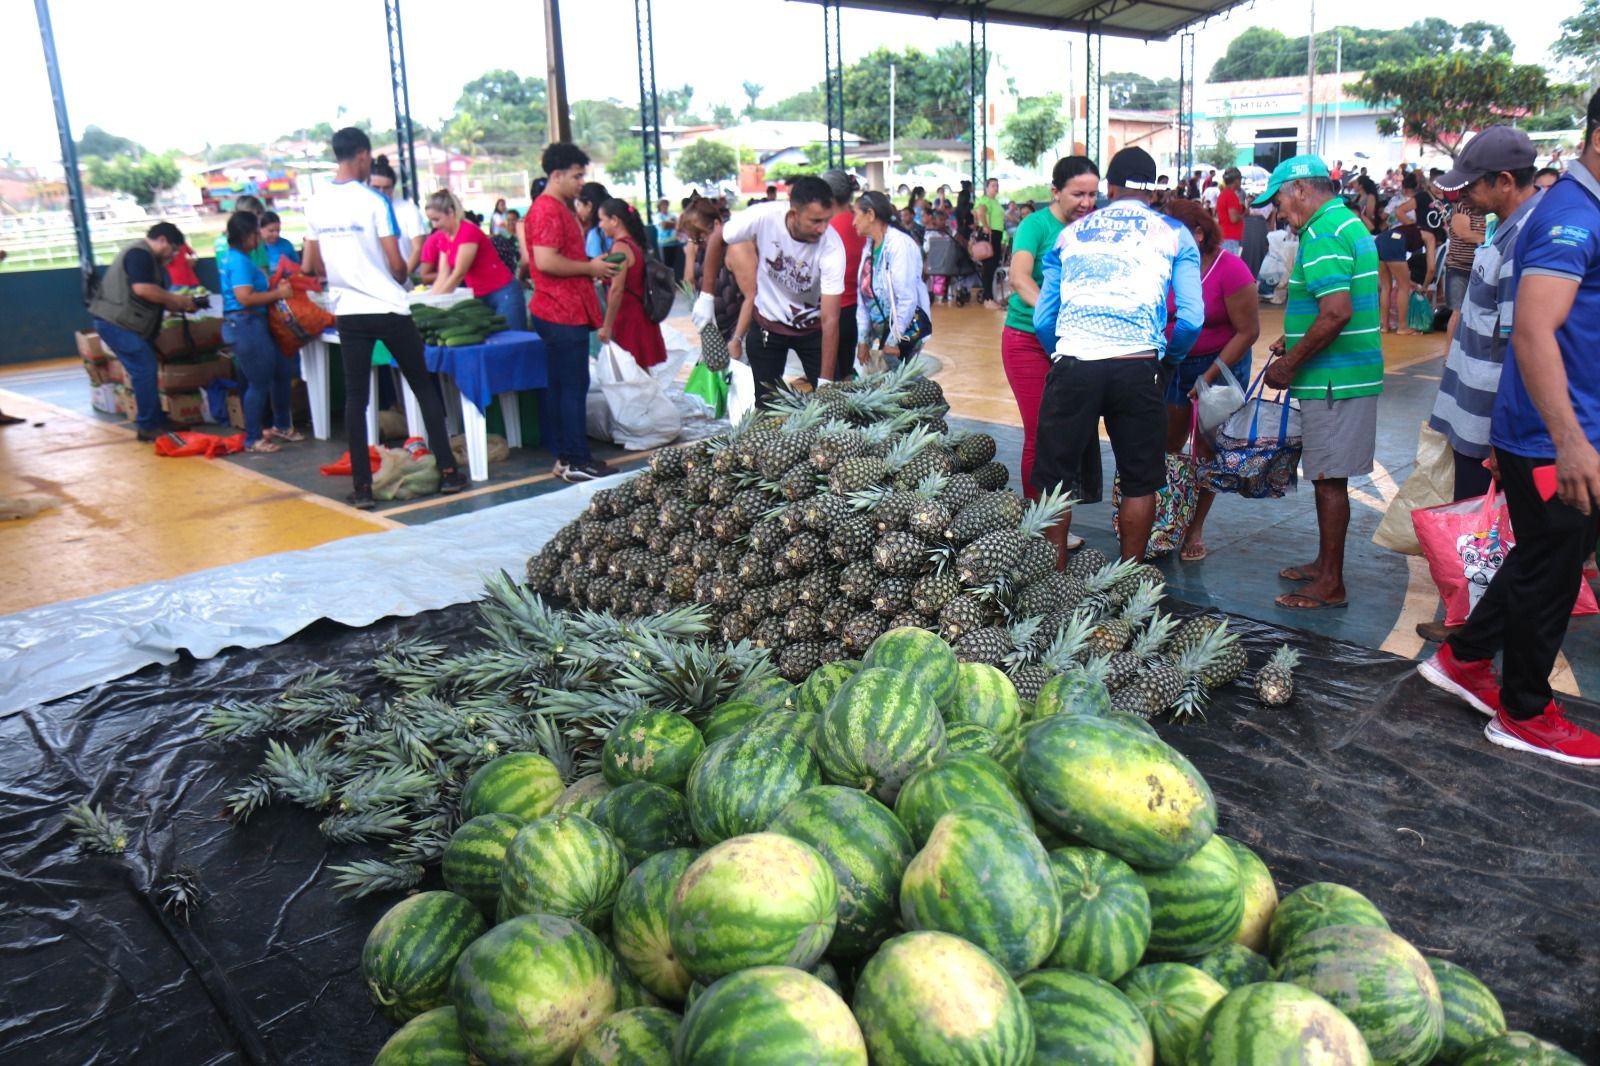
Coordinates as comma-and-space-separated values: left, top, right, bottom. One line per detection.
1000, 156, 1100, 505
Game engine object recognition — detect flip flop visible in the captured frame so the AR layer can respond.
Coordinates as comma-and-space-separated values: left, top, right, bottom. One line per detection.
269, 427, 306, 443
1181, 543, 1208, 562
244, 440, 280, 454
1278, 566, 1318, 581
1066, 535, 1085, 552
1275, 591, 1348, 610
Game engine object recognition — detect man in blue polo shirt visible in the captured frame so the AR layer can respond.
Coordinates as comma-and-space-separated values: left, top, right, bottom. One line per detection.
1419, 88, 1600, 766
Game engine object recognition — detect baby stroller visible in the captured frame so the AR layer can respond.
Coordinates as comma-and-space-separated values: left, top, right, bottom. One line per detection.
924, 230, 981, 307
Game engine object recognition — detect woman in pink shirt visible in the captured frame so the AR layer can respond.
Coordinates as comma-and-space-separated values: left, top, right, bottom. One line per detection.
1162, 199, 1260, 562
422, 189, 526, 330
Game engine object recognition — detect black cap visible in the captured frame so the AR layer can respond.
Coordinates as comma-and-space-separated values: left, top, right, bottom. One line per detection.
1436, 126, 1536, 191
1105, 147, 1158, 191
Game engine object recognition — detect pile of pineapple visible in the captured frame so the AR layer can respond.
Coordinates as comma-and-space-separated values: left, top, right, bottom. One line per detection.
526, 359, 1300, 718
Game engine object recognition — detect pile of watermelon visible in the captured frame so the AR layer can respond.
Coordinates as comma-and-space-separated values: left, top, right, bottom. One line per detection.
364, 626, 1578, 1066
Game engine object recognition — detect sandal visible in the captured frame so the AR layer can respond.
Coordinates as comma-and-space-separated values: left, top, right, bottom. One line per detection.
244, 440, 280, 454
1275, 591, 1348, 610
268, 427, 306, 443
1180, 541, 1207, 562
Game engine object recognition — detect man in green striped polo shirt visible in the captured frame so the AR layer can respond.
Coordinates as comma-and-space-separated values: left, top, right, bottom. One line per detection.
1256, 155, 1383, 610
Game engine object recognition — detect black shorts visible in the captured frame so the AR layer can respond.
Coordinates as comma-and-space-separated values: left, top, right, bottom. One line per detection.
1033, 356, 1167, 500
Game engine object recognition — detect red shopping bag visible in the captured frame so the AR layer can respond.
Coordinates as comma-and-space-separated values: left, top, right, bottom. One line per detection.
319, 446, 383, 476
152, 431, 245, 459
1412, 490, 1599, 626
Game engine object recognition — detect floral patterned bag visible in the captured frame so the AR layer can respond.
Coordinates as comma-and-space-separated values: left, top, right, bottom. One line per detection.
1112, 403, 1199, 560
1206, 363, 1302, 499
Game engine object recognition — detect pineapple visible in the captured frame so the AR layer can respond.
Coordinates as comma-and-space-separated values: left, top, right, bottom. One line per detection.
808, 419, 863, 472
721, 613, 754, 643
818, 640, 849, 664
940, 472, 984, 514
955, 488, 1070, 589
682, 281, 731, 371
746, 515, 787, 554
938, 595, 990, 641
910, 571, 961, 616
1255, 645, 1300, 706
841, 611, 887, 651
851, 484, 914, 534
972, 461, 1010, 491
766, 579, 801, 615
1080, 558, 1142, 619
750, 618, 785, 649
1104, 610, 1180, 692
1166, 615, 1224, 659
954, 625, 1013, 666
1008, 662, 1051, 704
1161, 624, 1244, 722
782, 532, 823, 574
819, 600, 854, 636
872, 532, 930, 577
838, 561, 879, 603
828, 515, 878, 565
1013, 571, 1080, 620
893, 443, 957, 490
648, 444, 688, 480
951, 430, 998, 471
795, 570, 834, 607
829, 426, 935, 495
1011, 536, 1059, 586
778, 641, 823, 682
904, 476, 954, 541
1200, 637, 1247, 690
800, 493, 852, 534
871, 577, 914, 617
1086, 579, 1162, 658
779, 463, 819, 501
784, 606, 821, 641
944, 491, 1025, 545
1066, 545, 1109, 580
886, 611, 932, 631
756, 405, 827, 480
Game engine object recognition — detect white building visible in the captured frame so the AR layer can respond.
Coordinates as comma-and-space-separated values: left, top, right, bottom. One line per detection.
1196, 72, 1406, 174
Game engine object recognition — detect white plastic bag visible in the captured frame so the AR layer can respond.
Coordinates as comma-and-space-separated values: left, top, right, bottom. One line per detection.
1196, 359, 1248, 434
1373, 422, 1454, 555
591, 341, 682, 450
727, 358, 756, 425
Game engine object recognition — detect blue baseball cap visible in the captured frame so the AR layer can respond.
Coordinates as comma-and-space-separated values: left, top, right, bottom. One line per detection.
1253, 155, 1331, 206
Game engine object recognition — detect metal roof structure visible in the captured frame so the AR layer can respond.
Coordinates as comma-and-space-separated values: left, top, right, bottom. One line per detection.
789, 0, 1253, 41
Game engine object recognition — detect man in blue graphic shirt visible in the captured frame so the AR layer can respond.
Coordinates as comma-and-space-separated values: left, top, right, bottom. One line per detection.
1034, 146, 1203, 564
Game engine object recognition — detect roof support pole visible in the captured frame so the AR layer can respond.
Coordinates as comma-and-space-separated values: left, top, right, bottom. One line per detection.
544, 0, 572, 144
1084, 27, 1103, 167
1178, 30, 1195, 179
969, 10, 978, 188
32, 0, 93, 299
980, 2, 989, 184
822, 0, 845, 168
384, 0, 421, 205
633, 0, 662, 226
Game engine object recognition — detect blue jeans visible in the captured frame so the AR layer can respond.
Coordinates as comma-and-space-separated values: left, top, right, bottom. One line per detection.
530, 315, 592, 464
1221, 239, 1242, 256
223, 311, 293, 446
481, 281, 528, 332
92, 317, 163, 431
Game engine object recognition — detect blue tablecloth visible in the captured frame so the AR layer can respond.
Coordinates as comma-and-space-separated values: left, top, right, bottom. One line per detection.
423, 330, 548, 413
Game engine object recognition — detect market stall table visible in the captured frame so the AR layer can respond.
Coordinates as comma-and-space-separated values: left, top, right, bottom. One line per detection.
422, 330, 547, 481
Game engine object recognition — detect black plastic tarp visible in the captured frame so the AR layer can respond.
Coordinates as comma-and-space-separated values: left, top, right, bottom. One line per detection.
3, 603, 1597, 1064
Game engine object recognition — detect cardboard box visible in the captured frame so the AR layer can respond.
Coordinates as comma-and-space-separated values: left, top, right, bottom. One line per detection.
76, 330, 111, 362
154, 316, 224, 359
83, 356, 109, 386
156, 356, 231, 392
115, 384, 138, 421
101, 358, 126, 385
89, 382, 119, 415
161, 389, 207, 426
226, 392, 246, 431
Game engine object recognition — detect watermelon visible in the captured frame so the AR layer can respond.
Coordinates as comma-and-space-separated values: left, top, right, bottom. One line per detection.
893, 751, 1032, 845
373, 1005, 472, 1066
668, 833, 839, 982
614, 964, 660, 1010
947, 661, 1024, 733
1275, 924, 1444, 1066
1017, 969, 1156, 1066
1188, 982, 1373, 1066
853, 930, 1035, 1066
1117, 963, 1228, 1066
862, 625, 961, 710
686, 720, 821, 844
1018, 714, 1215, 870
899, 806, 1062, 975
613, 849, 698, 1002
767, 785, 916, 960
744, 709, 819, 745
602, 709, 705, 789
552, 772, 613, 818
1220, 836, 1276, 953
675, 966, 867, 1065
1193, 943, 1272, 990
798, 661, 860, 716
1034, 668, 1111, 719
450, 913, 618, 1065
573, 1005, 679, 1066
1106, 711, 1160, 737
1458, 1033, 1585, 1066
811, 959, 849, 1002
992, 726, 1026, 777
460, 751, 564, 821
814, 666, 945, 804
943, 721, 1002, 755
700, 700, 767, 744
1427, 958, 1507, 1065
441, 813, 524, 913
499, 811, 628, 929
732, 675, 798, 713
1136, 833, 1244, 959
1046, 846, 1151, 982
362, 891, 488, 1024
1268, 882, 1390, 960
591, 780, 696, 866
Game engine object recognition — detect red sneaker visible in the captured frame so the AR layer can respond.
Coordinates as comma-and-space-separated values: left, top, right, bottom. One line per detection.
1417, 643, 1502, 717
1485, 703, 1600, 766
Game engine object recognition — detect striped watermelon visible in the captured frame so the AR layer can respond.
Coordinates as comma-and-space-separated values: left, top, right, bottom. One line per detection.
1188, 982, 1373, 1066
1193, 943, 1272, 990
1269, 882, 1390, 960
1117, 963, 1228, 1066
1106, 711, 1160, 737
675, 966, 867, 1065
944, 721, 1002, 755
853, 930, 1035, 1066
591, 780, 696, 866
767, 785, 916, 960
1019, 714, 1216, 870
373, 1005, 472, 1066
1017, 969, 1156, 1066
900, 806, 1062, 975
893, 751, 1032, 845
553, 772, 614, 818
1428, 958, 1507, 1065
612, 848, 698, 1002
992, 726, 1026, 777
686, 721, 821, 844
1137, 834, 1244, 959
814, 666, 946, 804
862, 625, 961, 711
732, 675, 798, 713
602, 709, 706, 789
1034, 668, 1111, 719
744, 709, 819, 745
440, 813, 524, 913
1220, 836, 1277, 954
947, 662, 1024, 733
700, 700, 768, 745
450, 913, 618, 1065
614, 963, 660, 1010
1458, 1033, 1585, 1066
460, 751, 564, 821
811, 959, 849, 1002
1276, 924, 1444, 1066
573, 1005, 679, 1066
499, 811, 628, 929
362, 891, 488, 1024
668, 833, 839, 982
798, 662, 860, 716
1046, 846, 1151, 982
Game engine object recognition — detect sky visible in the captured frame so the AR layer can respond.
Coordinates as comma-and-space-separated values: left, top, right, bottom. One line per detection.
0, 0, 1574, 164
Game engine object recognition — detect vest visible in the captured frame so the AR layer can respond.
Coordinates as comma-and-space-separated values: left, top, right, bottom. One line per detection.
88, 241, 170, 336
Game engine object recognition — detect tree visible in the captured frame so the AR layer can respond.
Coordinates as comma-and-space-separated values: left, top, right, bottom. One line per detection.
656, 83, 697, 124
1203, 105, 1240, 171
710, 104, 736, 127
675, 139, 737, 188
1352, 53, 1568, 157
211, 142, 265, 160
1105, 72, 1179, 110
571, 98, 636, 158
77, 125, 142, 159
999, 95, 1066, 169
742, 81, 764, 116
608, 140, 643, 184
1553, 1, 1600, 82
1208, 20, 1510, 82
444, 70, 547, 155
86, 153, 181, 207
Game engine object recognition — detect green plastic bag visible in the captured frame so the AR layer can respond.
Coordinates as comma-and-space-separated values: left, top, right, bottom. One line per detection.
1407, 291, 1435, 333
684, 361, 729, 418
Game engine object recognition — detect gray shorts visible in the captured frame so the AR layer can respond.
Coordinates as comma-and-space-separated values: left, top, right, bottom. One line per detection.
1299, 391, 1378, 481
1445, 268, 1471, 312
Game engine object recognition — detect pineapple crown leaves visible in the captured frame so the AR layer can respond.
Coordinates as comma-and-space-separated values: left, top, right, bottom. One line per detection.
847, 485, 894, 512
1173, 621, 1241, 677
1117, 578, 1166, 625
913, 471, 949, 500
1076, 651, 1115, 685
1086, 557, 1142, 595
1018, 486, 1073, 539
1039, 609, 1100, 670
882, 425, 938, 473
1265, 644, 1301, 672
328, 858, 425, 900
319, 806, 414, 844
65, 801, 132, 854
1130, 609, 1182, 662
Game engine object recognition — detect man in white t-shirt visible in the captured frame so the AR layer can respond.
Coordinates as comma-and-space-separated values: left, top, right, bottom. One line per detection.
695, 175, 845, 404
301, 127, 463, 509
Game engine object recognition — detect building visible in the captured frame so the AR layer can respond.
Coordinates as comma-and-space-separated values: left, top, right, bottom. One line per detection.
852, 139, 970, 192
1104, 109, 1181, 179
1196, 72, 1401, 172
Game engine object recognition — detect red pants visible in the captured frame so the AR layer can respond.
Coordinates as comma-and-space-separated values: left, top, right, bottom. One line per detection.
1001, 325, 1051, 499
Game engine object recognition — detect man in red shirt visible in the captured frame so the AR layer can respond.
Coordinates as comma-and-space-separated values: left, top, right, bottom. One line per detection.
524, 143, 623, 482
823, 169, 864, 376
1215, 167, 1245, 255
